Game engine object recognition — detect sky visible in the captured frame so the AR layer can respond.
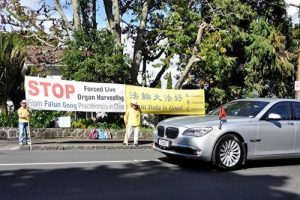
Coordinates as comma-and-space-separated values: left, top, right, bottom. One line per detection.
17, 0, 300, 88
20, 0, 107, 28
286, 0, 300, 24
19, 0, 300, 26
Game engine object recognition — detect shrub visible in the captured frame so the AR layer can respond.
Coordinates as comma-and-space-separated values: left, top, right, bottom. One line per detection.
1, 110, 66, 128
71, 120, 125, 130
95, 122, 124, 130
71, 119, 94, 128
30, 110, 64, 128
0, 110, 154, 130
0, 112, 18, 127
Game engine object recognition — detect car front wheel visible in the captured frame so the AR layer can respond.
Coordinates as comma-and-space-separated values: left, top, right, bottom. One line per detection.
213, 134, 244, 171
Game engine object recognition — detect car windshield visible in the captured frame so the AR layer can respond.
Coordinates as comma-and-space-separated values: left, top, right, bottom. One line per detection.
208, 100, 269, 118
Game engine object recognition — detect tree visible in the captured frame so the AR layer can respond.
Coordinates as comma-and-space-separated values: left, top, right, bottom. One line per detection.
156, 0, 296, 109
157, 0, 251, 89
2, 0, 169, 86
0, 32, 25, 115
166, 72, 172, 89
1, 0, 97, 47
155, 80, 162, 88
103, 0, 122, 46
2, 0, 297, 111
104, 0, 168, 85
210, 0, 295, 108
243, 19, 294, 97
61, 30, 130, 83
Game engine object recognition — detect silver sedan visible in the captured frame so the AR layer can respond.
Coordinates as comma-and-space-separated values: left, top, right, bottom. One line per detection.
153, 98, 300, 170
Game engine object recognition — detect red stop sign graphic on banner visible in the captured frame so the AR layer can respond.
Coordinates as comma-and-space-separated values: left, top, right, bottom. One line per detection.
28, 80, 75, 99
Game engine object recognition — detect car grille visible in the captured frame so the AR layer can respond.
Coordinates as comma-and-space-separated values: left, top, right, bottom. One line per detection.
165, 127, 179, 139
157, 126, 164, 137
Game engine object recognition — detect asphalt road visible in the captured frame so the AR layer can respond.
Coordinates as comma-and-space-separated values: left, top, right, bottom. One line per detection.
0, 149, 300, 200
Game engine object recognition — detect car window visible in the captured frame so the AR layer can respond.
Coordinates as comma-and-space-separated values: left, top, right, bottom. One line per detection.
264, 102, 291, 120
292, 102, 300, 120
208, 101, 269, 118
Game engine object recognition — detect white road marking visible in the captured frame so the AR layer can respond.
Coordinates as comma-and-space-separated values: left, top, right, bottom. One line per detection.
0, 160, 153, 166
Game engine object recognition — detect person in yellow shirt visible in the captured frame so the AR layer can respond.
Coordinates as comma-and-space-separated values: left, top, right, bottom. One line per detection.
123, 100, 141, 146
18, 100, 31, 145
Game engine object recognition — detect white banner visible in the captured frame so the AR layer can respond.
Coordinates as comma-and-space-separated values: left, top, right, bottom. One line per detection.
25, 76, 126, 112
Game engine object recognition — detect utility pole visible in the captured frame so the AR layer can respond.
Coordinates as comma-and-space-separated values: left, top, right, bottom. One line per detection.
289, 3, 300, 99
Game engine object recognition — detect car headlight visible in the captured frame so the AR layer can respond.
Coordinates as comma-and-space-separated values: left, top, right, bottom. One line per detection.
182, 127, 213, 137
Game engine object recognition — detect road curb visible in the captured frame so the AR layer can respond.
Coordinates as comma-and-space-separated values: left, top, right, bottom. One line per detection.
20, 144, 153, 150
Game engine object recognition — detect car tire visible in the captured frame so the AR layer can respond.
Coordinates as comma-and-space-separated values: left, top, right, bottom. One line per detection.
213, 134, 244, 171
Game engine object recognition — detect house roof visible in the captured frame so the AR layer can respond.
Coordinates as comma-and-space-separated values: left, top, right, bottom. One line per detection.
24, 45, 64, 65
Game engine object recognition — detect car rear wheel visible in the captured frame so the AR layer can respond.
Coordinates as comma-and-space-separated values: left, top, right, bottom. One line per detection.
213, 134, 244, 171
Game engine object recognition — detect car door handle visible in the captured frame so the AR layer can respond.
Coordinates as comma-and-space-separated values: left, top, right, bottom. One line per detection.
250, 139, 262, 142
287, 122, 294, 126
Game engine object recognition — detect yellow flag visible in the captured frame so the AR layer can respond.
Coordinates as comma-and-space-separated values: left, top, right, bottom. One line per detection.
125, 85, 205, 115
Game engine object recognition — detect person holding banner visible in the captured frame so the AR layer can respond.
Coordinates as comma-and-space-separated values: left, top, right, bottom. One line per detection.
18, 100, 31, 145
123, 100, 141, 146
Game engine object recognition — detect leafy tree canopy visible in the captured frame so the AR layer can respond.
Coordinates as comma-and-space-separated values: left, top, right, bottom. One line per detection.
61, 30, 130, 83
0, 32, 25, 115
1, 0, 298, 111
158, 0, 297, 109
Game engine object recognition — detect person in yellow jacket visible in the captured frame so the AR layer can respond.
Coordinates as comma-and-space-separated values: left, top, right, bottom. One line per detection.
123, 100, 141, 146
18, 100, 31, 145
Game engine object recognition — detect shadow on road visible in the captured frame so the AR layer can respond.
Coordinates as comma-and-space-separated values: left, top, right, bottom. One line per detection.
245, 158, 300, 169
158, 156, 215, 171
159, 156, 300, 171
0, 158, 299, 200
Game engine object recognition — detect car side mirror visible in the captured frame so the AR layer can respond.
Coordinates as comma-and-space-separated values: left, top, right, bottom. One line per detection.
267, 113, 281, 120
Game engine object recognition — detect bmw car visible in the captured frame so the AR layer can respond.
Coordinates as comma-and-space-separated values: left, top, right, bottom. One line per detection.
153, 98, 300, 170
